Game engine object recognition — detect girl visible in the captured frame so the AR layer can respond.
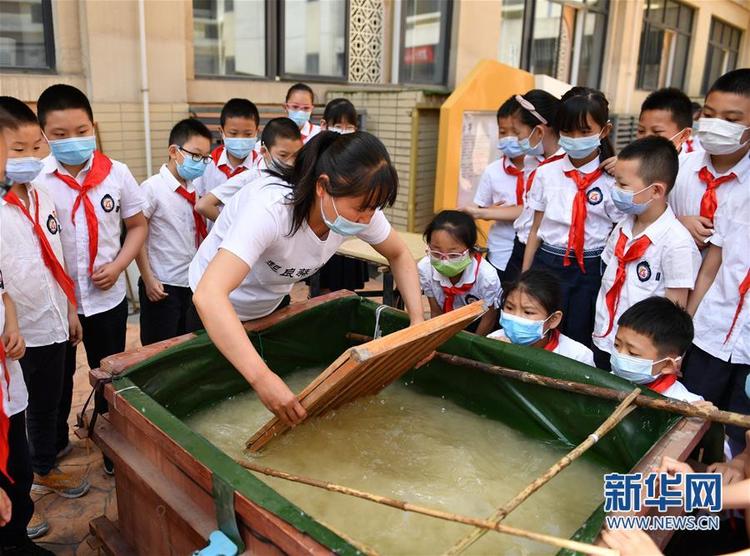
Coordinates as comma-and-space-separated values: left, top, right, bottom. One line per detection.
320, 98, 358, 134
418, 210, 501, 336
504, 90, 563, 284
522, 87, 623, 346
190, 131, 424, 426
283, 83, 321, 143
488, 270, 595, 366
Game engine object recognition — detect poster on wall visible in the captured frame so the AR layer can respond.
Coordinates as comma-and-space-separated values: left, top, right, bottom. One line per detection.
457, 111, 499, 208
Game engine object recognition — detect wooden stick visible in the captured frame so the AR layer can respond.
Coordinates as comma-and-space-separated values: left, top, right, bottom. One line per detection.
344, 333, 750, 429
235, 459, 618, 556
444, 387, 641, 555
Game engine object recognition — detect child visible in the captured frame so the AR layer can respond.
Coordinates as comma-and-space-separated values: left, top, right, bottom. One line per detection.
505, 90, 563, 284
195, 118, 302, 222
522, 87, 623, 346
418, 210, 501, 336
283, 83, 320, 143
636, 87, 698, 154
195, 98, 260, 196
670, 69, 750, 248
610, 297, 702, 402
488, 269, 595, 365
591, 136, 701, 371
0, 97, 90, 503
135, 119, 212, 346
463, 96, 522, 280
35, 84, 147, 474
683, 190, 749, 454
320, 98, 358, 134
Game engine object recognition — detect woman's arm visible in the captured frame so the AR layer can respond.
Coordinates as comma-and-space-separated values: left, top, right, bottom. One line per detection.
192, 249, 306, 425
372, 230, 424, 325
686, 244, 722, 316
522, 210, 544, 271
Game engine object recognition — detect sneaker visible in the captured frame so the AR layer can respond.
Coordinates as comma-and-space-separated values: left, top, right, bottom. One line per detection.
31, 467, 90, 499
0, 538, 55, 555
103, 455, 114, 476
56, 443, 73, 461
26, 511, 49, 540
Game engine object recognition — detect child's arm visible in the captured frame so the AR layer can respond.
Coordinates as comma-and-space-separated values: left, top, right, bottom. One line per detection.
67, 301, 82, 346
196, 192, 223, 222
665, 288, 689, 308
686, 243, 722, 316
91, 213, 148, 291
1, 293, 25, 360
475, 307, 498, 336
465, 204, 524, 222
0, 487, 10, 527
521, 210, 544, 271
427, 297, 442, 320
135, 244, 167, 302
677, 215, 714, 248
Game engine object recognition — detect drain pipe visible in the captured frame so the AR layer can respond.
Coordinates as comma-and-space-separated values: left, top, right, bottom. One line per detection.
137, 0, 153, 177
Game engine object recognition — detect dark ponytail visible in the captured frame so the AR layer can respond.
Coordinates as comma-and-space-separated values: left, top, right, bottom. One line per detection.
276, 131, 399, 236
557, 87, 615, 161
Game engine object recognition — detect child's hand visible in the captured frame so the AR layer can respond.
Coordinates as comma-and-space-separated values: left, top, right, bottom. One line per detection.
692, 400, 716, 412
92, 262, 122, 290
0, 487, 11, 527
707, 461, 746, 485
678, 215, 714, 247
2, 328, 25, 360
599, 155, 618, 176
601, 527, 662, 556
460, 206, 481, 219
68, 311, 83, 346
144, 275, 168, 303
658, 455, 694, 477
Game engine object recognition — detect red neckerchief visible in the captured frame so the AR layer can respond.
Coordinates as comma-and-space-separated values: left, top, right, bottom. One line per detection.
563, 167, 604, 272
685, 139, 695, 153
3, 189, 77, 307
543, 329, 561, 352
441, 253, 483, 312
211, 146, 251, 179
698, 166, 736, 222
0, 342, 12, 482
725, 269, 750, 344
503, 158, 525, 205
173, 186, 208, 248
648, 373, 678, 394
53, 151, 113, 276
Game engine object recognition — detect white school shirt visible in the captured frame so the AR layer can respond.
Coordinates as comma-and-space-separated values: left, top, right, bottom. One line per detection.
0, 183, 69, 346
692, 193, 750, 364
669, 150, 750, 227
211, 167, 264, 206
473, 157, 525, 270
38, 154, 145, 317
488, 329, 595, 367
188, 175, 392, 321
417, 255, 502, 310
300, 121, 321, 143
514, 151, 560, 243
527, 155, 623, 251
0, 243, 29, 417
194, 146, 261, 197
661, 380, 703, 403
141, 165, 202, 288
592, 207, 701, 354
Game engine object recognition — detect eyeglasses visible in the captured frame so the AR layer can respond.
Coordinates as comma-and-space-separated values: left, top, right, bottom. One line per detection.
427, 248, 469, 261
515, 94, 548, 125
178, 147, 211, 164
332, 125, 357, 134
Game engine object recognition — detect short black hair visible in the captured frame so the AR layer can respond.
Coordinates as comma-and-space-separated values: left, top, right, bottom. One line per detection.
708, 68, 750, 98
423, 210, 478, 252
501, 270, 562, 316
168, 118, 212, 147
618, 136, 679, 192
618, 297, 694, 356
285, 83, 315, 103
260, 117, 302, 149
640, 88, 694, 130
0, 106, 16, 132
36, 84, 94, 129
323, 98, 358, 127
0, 96, 39, 126
691, 101, 702, 119
220, 98, 260, 127
497, 96, 520, 121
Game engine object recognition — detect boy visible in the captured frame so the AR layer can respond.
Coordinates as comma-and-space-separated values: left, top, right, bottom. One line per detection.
34, 84, 147, 474
592, 137, 700, 370
135, 119, 212, 346
670, 69, 750, 248
196, 118, 302, 222
0, 98, 90, 505
195, 98, 260, 196
0, 108, 52, 555
610, 297, 702, 403
636, 87, 698, 155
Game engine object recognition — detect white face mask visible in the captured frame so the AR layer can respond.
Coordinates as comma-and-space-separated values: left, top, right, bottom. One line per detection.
696, 118, 750, 155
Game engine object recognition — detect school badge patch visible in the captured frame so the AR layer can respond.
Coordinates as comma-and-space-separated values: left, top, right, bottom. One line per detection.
46, 214, 59, 234
586, 187, 603, 205
101, 194, 115, 213
636, 260, 652, 282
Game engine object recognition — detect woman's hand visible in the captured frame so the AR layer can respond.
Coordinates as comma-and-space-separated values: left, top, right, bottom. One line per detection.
251, 370, 307, 426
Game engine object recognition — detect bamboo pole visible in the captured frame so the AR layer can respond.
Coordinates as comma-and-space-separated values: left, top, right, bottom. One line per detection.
344, 333, 750, 429
444, 387, 641, 555
235, 459, 618, 556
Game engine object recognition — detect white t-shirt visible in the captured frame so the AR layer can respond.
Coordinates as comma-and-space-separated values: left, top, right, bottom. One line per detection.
189, 175, 392, 321
593, 207, 701, 354
211, 168, 264, 206
194, 146, 261, 197
418, 255, 502, 310
488, 329, 595, 367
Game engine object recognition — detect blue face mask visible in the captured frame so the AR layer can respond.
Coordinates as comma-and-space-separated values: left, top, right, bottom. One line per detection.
176, 150, 207, 181
745, 374, 750, 400
519, 129, 545, 157
611, 183, 655, 215
5, 157, 44, 184
48, 135, 97, 165
559, 132, 601, 160
499, 311, 551, 345
224, 137, 257, 159
497, 136, 526, 159
610, 351, 678, 384
288, 110, 311, 128
321, 194, 369, 237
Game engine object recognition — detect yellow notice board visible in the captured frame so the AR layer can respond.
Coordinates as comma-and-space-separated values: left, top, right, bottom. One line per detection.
434, 60, 535, 226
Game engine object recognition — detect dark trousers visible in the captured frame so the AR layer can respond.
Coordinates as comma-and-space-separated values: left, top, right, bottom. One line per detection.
138, 279, 199, 346
503, 236, 526, 286
592, 344, 612, 372
58, 297, 128, 451
531, 249, 602, 347
0, 412, 34, 547
19, 342, 67, 474
682, 343, 750, 448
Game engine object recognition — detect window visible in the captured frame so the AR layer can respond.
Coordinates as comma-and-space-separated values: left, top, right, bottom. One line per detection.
498, 0, 525, 68
702, 18, 742, 94
0, 0, 54, 70
399, 0, 452, 85
637, 0, 694, 91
